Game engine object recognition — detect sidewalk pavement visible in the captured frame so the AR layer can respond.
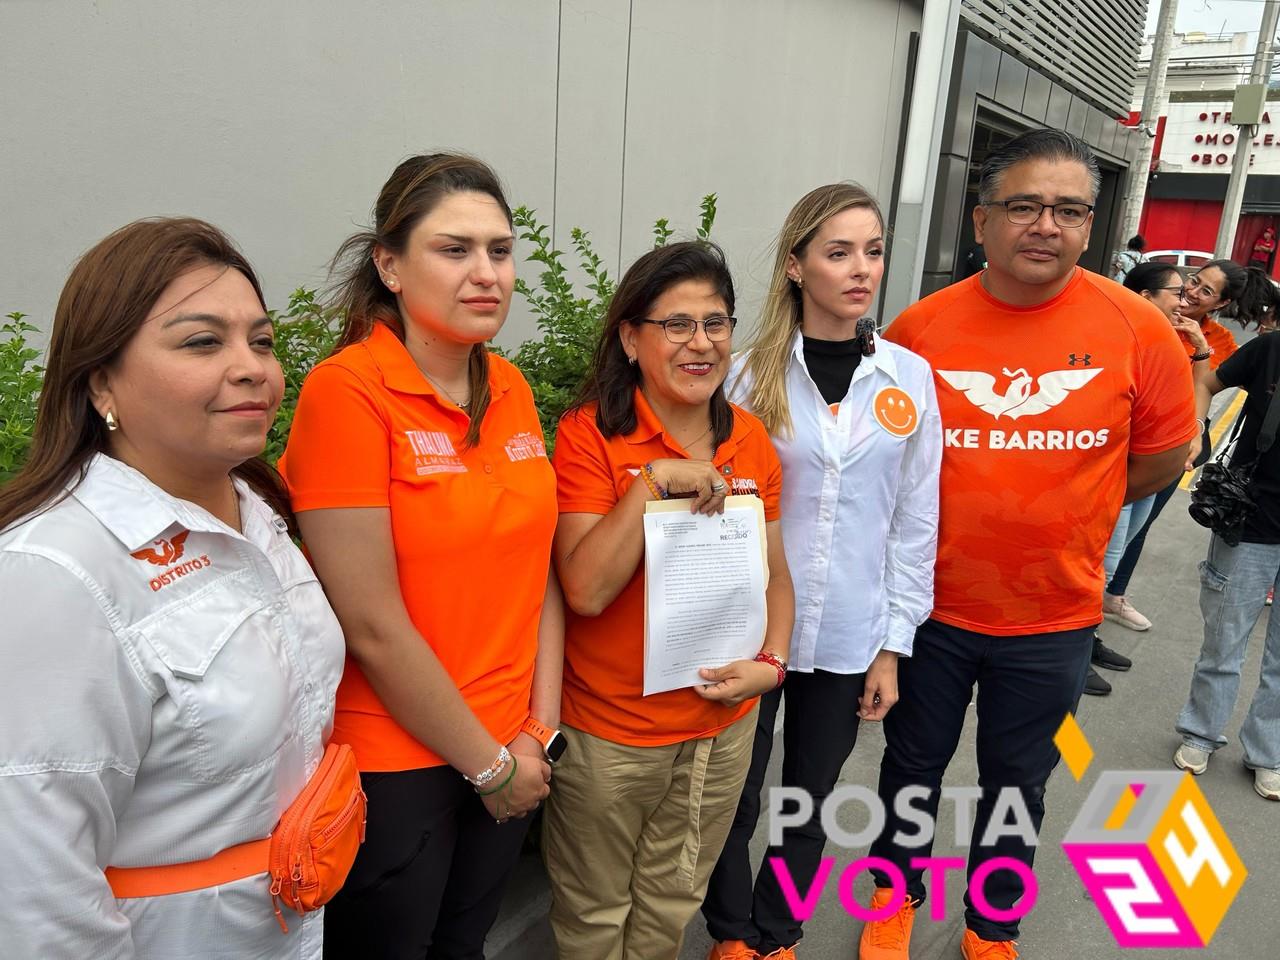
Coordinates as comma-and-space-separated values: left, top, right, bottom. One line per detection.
490, 391, 1280, 960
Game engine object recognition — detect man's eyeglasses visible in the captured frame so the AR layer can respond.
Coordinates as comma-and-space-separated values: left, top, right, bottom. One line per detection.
1184, 275, 1221, 300
984, 199, 1093, 228
637, 316, 737, 343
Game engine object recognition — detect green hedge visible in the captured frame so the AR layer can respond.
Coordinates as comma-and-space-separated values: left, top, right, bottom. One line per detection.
0, 197, 717, 482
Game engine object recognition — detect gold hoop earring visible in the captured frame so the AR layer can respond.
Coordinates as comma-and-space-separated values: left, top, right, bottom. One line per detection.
105, 411, 119, 432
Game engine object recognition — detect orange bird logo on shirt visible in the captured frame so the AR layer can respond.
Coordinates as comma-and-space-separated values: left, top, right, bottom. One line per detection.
937, 367, 1103, 420
130, 530, 190, 566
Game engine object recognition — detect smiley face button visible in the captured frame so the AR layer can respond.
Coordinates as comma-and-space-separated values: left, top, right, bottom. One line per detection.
873, 386, 918, 438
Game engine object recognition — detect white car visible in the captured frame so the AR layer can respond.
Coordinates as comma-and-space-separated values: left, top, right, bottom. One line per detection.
1143, 250, 1215, 274
1144, 249, 1279, 292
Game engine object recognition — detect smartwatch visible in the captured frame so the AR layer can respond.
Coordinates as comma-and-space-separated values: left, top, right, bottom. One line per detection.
522, 716, 568, 764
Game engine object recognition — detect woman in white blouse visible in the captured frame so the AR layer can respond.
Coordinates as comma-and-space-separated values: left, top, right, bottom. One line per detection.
0, 218, 345, 959
702, 184, 942, 960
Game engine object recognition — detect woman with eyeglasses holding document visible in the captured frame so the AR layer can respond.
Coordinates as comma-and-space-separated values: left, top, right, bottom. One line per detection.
545, 240, 794, 960
702, 183, 941, 960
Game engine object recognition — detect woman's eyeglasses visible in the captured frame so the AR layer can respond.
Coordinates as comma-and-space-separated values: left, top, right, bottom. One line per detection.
637, 316, 737, 343
1184, 275, 1221, 300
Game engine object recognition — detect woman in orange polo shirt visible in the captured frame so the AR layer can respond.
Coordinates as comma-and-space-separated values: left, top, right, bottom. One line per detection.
279, 154, 560, 958
545, 241, 795, 960
1105, 257, 1273, 636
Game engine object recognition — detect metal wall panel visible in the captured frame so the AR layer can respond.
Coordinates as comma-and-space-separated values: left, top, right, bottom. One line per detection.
1066, 95, 1090, 137
924, 155, 973, 274
1046, 83, 1073, 128
1023, 69, 1053, 123
960, 0, 1145, 117
995, 54, 1030, 112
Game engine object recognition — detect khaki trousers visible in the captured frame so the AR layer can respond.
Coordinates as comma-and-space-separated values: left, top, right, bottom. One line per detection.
543, 708, 757, 960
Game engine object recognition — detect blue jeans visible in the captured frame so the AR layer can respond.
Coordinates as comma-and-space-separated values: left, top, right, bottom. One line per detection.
1176, 535, 1280, 771
1103, 495, 1157, 583
1107, 471, 1185, 596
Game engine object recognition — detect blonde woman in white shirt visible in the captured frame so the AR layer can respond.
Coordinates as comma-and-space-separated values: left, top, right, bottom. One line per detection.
702, 184, 942, 960
0, 218, 346, 959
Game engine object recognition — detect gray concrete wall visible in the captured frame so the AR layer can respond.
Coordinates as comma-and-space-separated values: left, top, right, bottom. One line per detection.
1, 0, 921, 347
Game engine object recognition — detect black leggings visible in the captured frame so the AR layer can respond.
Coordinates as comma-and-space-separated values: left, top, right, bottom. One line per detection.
703, 669, 866, 952
323, 765, 530, 960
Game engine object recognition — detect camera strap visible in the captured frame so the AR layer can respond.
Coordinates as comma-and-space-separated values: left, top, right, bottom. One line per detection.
1211, 376, 1280, 474
1255, 379, 1280, 455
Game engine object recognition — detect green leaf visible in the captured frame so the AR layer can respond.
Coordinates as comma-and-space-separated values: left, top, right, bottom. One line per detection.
697, 193, 718, 241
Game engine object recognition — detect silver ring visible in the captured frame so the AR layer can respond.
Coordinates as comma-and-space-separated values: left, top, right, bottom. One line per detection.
711, 481, 727, 493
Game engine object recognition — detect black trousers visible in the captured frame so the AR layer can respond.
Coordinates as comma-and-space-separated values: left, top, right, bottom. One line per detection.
702, 669, 866, 952
868, 619, 1092, 941
323, 765, 531, 960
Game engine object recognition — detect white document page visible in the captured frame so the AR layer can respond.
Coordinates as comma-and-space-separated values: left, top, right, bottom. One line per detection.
642, 494, 769, 696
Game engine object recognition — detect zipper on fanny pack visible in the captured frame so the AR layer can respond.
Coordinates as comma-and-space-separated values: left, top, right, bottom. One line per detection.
269, 874, 289, 934
317, 789, 366, 847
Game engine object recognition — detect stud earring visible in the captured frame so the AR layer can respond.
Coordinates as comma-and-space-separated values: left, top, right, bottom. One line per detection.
105, 411, 119, 432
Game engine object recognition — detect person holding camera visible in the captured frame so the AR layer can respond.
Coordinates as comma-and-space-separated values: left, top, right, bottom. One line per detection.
1176, 331, 1280, 800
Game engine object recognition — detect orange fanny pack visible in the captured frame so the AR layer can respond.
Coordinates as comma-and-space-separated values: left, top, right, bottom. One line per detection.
106, 742, 366, 932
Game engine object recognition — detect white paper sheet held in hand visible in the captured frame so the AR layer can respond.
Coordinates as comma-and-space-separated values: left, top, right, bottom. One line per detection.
642, 494, 768, 696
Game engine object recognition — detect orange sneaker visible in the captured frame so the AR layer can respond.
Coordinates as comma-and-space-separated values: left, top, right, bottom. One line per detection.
959, 929, 1019, 959
760, 948, 797, 960
707, 941, 759, 960
858, 887, 917, 959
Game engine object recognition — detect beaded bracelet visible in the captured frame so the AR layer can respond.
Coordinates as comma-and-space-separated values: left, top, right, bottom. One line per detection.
754, 650, 788, 689
1190, 351, 1212, 363
641, 462, 669, 500
466, 745, 512, 789
477, 756, 519, 796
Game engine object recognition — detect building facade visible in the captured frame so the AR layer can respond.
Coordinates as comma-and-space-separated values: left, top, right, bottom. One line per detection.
1129, 31, 1280, 273
910, 0, 1145, 297
3, 0, 1149, 343
1, 0, 922, 345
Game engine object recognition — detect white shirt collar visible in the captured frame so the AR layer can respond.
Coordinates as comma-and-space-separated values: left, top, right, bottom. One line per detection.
73, 454, 271, 552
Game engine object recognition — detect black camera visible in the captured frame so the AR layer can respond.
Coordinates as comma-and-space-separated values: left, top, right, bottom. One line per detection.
1188, 461, 1256, 546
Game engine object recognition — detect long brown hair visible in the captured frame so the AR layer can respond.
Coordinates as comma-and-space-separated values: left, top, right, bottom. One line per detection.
0, 218, 294, 532
742, 182, 884, 437
328, 153, 513, 448
572, 241, 736, 448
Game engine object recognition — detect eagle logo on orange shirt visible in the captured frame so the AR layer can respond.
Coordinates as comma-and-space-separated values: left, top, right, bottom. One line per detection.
937, 367, 1103, 420
130, 530, 190, 566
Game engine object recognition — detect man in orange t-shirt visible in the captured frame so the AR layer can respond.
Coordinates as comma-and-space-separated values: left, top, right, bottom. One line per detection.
858, 130, 1196, 960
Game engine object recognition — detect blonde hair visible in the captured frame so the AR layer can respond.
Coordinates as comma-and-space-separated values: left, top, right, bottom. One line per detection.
743, 182, 884, 437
